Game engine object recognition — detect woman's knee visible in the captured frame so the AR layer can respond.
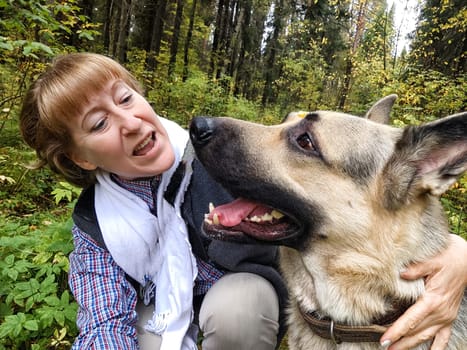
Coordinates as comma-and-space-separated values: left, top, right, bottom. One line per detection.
199, 272, 279, 350
136, 302, 162, 350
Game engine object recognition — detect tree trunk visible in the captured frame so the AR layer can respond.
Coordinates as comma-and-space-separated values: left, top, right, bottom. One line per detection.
233, 0, 250, 96
109, 0, 121, 56
101, 0, 112, 53
147, 0, 168, 71
116, 0, 131, 63
232, 0, 251, 95
262, 0, 284, 106
338, 57, 353, 109
241, 1, 266, 100
217, 0, 232, 79
338, 0, 368, 110
183, 0, 198, 81
210, 0, 227, 78
168, 0, 184, 76
130, 0, 157, 51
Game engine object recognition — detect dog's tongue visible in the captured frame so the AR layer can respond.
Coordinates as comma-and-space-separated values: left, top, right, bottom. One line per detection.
209, 198, 271, 227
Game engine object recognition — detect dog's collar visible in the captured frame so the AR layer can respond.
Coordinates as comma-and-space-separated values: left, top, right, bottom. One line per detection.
298, 300, 412, 344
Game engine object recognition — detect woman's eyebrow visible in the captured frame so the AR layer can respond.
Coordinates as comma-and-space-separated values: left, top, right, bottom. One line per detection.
79, 79, 130, 128
80, 106, 100, 129
110, 79, 127, 94
80, 94, 105, 128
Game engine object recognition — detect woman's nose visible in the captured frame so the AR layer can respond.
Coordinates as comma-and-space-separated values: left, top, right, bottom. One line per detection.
118, 111, 142, 133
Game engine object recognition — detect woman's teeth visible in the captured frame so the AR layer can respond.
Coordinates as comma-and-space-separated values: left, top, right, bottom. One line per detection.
133, 133, 153, 155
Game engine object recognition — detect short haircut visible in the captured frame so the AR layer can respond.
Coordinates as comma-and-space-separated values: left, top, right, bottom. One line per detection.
20, 52, 142, 187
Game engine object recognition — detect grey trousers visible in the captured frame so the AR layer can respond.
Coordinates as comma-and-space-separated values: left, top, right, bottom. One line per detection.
136, 272, 280, 350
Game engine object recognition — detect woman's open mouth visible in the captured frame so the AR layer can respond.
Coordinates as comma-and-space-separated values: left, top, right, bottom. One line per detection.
133, 132, 156, 156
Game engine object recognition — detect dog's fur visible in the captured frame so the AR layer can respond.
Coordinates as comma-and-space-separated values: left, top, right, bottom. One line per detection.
189, 95, 467, 349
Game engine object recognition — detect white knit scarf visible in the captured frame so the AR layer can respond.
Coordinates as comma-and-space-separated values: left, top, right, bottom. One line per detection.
94, 117, 198, 350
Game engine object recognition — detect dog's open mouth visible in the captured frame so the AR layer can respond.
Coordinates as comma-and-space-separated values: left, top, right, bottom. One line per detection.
202, 197, 300, 243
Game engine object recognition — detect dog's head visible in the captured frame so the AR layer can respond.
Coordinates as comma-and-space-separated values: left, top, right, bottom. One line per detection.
189, 96, 467, 250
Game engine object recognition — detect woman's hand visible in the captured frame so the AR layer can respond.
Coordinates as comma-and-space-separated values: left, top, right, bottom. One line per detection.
380, 233, 467, 350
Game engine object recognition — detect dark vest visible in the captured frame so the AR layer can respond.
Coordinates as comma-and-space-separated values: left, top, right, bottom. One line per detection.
72, 159, 216, 259
72, 159, 288, 345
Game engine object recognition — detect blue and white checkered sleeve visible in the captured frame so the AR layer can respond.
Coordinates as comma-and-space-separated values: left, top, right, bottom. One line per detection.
69, 225, 139, 349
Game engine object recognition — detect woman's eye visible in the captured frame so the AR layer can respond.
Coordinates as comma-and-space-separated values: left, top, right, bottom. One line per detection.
121, 93, 132, 104
91, 118, 107, 131
296, 133, 315, 151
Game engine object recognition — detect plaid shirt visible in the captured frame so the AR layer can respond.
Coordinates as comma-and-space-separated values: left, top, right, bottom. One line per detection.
69, 175, 224, 349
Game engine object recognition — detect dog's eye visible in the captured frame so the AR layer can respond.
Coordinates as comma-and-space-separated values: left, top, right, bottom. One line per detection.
296, 133, 315, 151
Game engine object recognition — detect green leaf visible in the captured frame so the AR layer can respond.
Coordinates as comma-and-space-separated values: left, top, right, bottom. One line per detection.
51, 182, 81, 204
0, 41, 13, 50
78, 31, 94, 41
30, 278, 40, 290
54, 312, 65, 326
45, 295, 60, 307
24, 320, 38, 331
64, 306, 78, 322
61, 290, 70, 304
5, 254, 14, 265
22, 41, 54, 57
0, 322, 14, 338
7, 268, 18, 281
37, 308, 54, 327
25, 296, 35, 311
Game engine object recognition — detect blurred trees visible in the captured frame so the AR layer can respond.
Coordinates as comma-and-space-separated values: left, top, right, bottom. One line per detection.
409, 0, 466, 77
0, 0, 465, 120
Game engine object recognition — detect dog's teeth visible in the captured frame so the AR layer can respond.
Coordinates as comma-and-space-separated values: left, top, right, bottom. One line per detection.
261, 213, 273, 221
271, 210, 284, 219
204, 213, 213, 225
209, 202, 215, 213
250, 214, 275, 223
250, 216, 261, 222
204, 205, 283, 226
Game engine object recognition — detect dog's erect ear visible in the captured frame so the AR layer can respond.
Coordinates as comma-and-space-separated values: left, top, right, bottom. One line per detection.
383, 112, 467, 210
364, 94, 398, 124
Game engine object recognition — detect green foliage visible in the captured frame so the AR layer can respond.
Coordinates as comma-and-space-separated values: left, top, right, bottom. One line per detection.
409, 0, 466, 76
0, 135, 59, 216
1, 121, 78, 348
390, 68, 466, 121
147, 70, 231, 126
442, 175, 467, 240
0, 217, 77, 349
0, 0, 100, 58
275, 45, 328, 113
225, 96, 262, 122
51, 182, 82, 205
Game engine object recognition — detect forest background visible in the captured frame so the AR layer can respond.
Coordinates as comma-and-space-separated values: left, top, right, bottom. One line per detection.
0, 0, 465, 348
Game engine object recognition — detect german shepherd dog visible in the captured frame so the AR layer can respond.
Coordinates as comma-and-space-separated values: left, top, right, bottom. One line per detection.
189, 95, 467, 350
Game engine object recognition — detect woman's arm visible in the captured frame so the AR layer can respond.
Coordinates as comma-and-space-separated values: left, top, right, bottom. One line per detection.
381, 233, 467, 350
69, 226, 139, 350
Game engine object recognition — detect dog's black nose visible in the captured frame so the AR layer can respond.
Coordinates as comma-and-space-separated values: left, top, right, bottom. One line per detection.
190, 116, 215, 146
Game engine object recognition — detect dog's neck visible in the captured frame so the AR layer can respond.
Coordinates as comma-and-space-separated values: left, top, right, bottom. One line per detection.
298, 298, 413, 344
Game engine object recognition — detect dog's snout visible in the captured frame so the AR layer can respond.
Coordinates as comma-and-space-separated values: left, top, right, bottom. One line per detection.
190, 116, 215, 146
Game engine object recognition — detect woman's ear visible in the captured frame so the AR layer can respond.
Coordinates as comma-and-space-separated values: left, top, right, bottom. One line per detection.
68, 151, 98, 171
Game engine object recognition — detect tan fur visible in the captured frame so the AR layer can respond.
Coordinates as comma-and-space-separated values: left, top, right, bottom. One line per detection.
190, 96, 467, 349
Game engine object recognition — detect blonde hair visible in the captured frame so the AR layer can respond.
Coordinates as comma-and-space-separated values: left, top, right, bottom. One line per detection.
20, 53, 143, 187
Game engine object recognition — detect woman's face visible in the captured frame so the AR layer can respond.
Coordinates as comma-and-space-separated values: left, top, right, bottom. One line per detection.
68, 78, 175, 179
